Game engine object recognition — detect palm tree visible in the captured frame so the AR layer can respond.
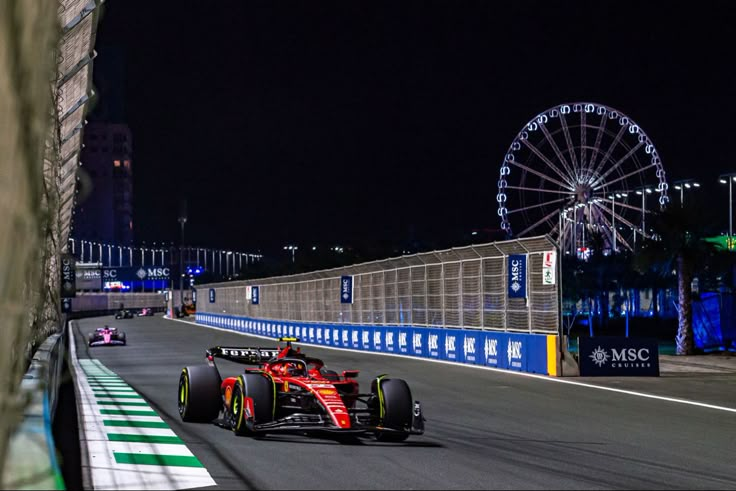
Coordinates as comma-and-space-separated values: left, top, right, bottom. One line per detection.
633, 199, 722, 355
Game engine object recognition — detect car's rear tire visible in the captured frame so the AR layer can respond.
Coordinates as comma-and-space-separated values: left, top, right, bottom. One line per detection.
373, 378, 412, 442
119, 332, 127, 345
230, 373, 274, 436
178, 365, 221, 422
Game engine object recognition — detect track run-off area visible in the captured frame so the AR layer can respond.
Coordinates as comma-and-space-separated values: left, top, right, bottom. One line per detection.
70, 315, 736, 490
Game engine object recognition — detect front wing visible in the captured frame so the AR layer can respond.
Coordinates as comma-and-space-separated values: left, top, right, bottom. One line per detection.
220, 400, 425, 436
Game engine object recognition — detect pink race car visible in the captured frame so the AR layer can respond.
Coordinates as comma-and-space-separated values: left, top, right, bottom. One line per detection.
88, 325, 127, 347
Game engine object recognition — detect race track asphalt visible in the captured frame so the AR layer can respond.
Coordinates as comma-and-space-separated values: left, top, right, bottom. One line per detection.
70, 315, 736, 490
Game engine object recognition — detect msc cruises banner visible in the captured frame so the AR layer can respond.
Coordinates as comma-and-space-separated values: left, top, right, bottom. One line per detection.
507, 254, 527, 298
578, 336, 660, 376
60, 254, 76, 298
340, 275, 353, 304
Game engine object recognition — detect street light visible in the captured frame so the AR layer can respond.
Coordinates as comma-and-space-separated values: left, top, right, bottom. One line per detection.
607, 191, 628, 253
284, 245, 298, 263
634, 186, 654, 244
672, 178, 701, 208
178, 199, 187, 305
719, 173, 736, 247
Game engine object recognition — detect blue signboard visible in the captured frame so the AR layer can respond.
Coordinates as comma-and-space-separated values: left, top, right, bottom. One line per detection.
443, 330, 460, 362
252, 286, 260, 304
508, 254, 527, 298
427, 329, 441, 359
340, 275, 353, 304
483, 332, 503, 367
209, 288, 216, 303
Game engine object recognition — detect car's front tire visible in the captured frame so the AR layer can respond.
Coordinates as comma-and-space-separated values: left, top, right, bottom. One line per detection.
372, 378, 413, 442
178, 365, 221, 423
230, 373, 274, 436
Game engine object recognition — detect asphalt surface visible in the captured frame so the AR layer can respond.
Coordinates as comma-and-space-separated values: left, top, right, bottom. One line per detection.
71, 315, 736, 490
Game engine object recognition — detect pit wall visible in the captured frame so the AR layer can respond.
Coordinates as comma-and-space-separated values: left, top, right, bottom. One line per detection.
194, 312, 560, 376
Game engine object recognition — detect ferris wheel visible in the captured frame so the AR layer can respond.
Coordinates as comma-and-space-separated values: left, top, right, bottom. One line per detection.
496, 102, 669, 255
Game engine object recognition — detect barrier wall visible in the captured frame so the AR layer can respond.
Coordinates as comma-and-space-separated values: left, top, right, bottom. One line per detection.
3, 331, 66, 489
195, 312, 559, 376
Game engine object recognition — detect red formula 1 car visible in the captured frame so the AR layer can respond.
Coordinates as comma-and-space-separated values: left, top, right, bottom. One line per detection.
177, 337, 424, 441
88, 325, 127, 347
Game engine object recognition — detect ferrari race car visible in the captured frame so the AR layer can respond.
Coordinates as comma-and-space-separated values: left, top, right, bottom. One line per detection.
88, 326, 127, 347
114, 309, 134, 319
177, 337, 425, 441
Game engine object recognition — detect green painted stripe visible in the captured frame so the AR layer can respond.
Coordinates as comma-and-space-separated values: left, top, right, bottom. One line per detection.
100, 409, 158, 416
103, 420, 169, 428
113, 453, 203, 468
107, 433, 184, 444
96, 400, 150, 407
93, 394, 142, 399
93, 388, 135, 392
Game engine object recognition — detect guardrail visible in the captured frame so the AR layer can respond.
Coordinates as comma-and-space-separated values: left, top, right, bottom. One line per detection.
3, 330, 66, 489
193, 312, 564, 376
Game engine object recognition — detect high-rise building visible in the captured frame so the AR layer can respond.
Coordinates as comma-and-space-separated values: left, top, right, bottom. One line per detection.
73, 121, 134, 245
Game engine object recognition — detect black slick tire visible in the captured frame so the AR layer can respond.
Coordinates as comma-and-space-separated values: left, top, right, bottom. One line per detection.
178, 365, 221, 422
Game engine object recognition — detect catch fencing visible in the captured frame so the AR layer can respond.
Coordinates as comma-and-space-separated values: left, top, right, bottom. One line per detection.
199, 235, 560, 334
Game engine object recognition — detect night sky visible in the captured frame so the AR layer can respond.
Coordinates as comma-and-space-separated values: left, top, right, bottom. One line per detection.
90, 1, 736, 257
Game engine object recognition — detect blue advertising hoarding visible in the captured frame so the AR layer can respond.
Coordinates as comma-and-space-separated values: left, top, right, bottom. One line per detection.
251, 286, 260, 304
209, 288, 215, 303
192, 313, 555, 377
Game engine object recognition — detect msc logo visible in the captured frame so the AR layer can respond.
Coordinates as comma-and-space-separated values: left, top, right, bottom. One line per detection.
428, 334, 438, 352
386, 332, 394, 348
309, 327, 315, 339
324, 329, 330, 343
445, 335, 456, 354
342, 330, 348, 345
362, 331, 369, 346
398, 332, 407, 349
590, 346, 651, 367
485, 338, 498, 358
507, 340, 522, 365
463, 336, 476, 358
373, 331, 381, 348
413, 332, 423, 349
351, 331, 358, 345
316, 328, 323, 341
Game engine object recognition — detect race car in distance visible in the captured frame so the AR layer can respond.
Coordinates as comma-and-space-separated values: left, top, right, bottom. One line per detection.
88, 325, 126, 347
177, 337, 424, 441
114, 309, 134, 319
138, 307, 154, 316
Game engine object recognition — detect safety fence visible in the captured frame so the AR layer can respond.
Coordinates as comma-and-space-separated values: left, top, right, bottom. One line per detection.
199, 236, 561, 334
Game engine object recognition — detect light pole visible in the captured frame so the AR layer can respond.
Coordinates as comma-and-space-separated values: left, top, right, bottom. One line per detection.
178, 199, 187, 306
634, 186, 653, 243
719, 173, 736, 249
673, 178, 701, 208
607, 191, 628, 254
284, 245, 298, 263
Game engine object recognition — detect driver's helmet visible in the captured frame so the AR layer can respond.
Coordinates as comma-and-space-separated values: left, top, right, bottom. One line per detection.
283, 362, 305, 377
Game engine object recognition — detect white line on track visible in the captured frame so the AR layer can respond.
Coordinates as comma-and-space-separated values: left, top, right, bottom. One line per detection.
70, 321, 216, 490
168, 315, 736, 414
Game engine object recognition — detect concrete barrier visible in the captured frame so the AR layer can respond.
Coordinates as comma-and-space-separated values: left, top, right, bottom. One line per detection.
3, 331, 66, 489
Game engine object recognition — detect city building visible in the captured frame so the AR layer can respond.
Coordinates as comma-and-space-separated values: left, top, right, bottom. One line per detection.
72, 121, 134, 245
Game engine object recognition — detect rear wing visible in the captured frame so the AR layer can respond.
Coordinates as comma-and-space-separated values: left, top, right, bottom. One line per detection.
206, 346, 280, 365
